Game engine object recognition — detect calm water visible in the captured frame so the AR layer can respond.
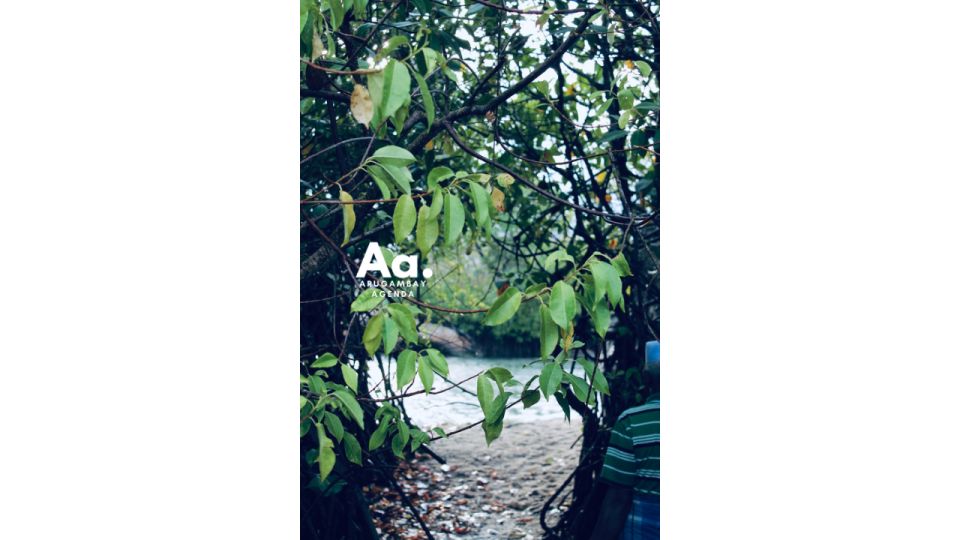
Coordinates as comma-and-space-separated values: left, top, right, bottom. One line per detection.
367, 356, 587, 430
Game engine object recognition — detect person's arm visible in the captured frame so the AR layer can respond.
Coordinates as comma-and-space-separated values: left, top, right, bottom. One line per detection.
590, 484, 633, 540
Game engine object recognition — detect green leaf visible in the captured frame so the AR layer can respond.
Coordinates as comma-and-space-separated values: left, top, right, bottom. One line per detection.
376, 35, 409, 61
391, 432, 405, 457
311, 352, 338, 368
589, 261, 610, 305
393, 194, 416, 243
319, 444, 336, 481
477, 373, 493, 417
326, 0, 344, 30
411, 69, 435, 127
429, 190, 443, 219
521, 389, 540, 408
487, 367, 512, 384
555, 391, 571, 421
578, 358, 610, 395
564, 372, 591, 404
381, 163, 412, 195
397, 421, 409, 446
549, 281, 575, 328
340, 190, 355, 246
425, 348, 448, 376
594, 261, 623, 307
333, 389, 364, 428
483, 287, 522, 326
382, 316, 398, 354
420, 47, 441, 73
599, 130, 628, 143
543, 249, 575, 273
597, 97, 615, 116
351, 287, 383, 312
418, 354, 434, 393
307, 375, 326, 395
415, 205, 439, 257
372, 145, 416, 166
368, 59, 411, 121
396, 349, 417, 388
300, 0, 311, 32
635, 60, 652, 77
525, 283, 547, 295
362, 312, 384, 356
485, 391, 509, 424
540, 362, 562, 399
387, 303, 418, 343
481, 393, 508, 445
427, 166, 454, 191
539, 304, 559, 359
442, 191, 465, 246
367, 164, 395, 197
468, 181, 490, 228
369, 420, 390, 450
592, 301, 611, 337
323, 412, 344, 442
432, 427, 447, 438
340, 363, 358, 393
482, 418, 503, 446
342, 432, 362, 465
410, 429, 428, 452
370, 170, 393, 199
611, 252, 633, 276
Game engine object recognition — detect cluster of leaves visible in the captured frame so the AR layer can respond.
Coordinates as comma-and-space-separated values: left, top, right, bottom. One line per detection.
300, 1, 660, 530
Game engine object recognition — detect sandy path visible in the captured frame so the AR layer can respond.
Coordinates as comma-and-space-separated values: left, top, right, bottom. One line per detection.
368, 418, 583, 539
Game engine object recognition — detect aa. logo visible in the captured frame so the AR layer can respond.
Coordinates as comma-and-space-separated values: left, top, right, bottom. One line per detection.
356, 242, 433, 279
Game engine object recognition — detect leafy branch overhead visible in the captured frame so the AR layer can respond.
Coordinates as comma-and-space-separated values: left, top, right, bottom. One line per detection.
299, 0, 659, 518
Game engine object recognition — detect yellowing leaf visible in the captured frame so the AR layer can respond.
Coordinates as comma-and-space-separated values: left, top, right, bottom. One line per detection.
350, 84, 373, 127
625, 59, 635, 70
340, 191, 355, 246
491, 187, 505, 212
424, 139, 435, 150
596, 171, 607, 184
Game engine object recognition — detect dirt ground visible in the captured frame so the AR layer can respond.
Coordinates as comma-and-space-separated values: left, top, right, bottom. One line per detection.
367, 418, 583, 539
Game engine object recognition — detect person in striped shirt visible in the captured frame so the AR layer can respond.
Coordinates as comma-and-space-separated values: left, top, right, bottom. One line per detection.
591, 341, 660, 540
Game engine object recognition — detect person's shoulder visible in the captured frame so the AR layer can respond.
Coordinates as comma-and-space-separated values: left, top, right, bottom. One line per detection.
616, 399, 660, 423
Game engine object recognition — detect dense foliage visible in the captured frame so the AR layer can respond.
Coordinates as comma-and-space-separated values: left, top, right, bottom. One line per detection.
300, 1, 658, 537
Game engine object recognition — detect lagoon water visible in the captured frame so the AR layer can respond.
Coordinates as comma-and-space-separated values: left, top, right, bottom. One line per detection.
367, 356, 587, 430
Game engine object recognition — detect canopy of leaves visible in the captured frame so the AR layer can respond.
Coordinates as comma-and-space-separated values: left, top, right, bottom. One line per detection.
300, 1, 658, 538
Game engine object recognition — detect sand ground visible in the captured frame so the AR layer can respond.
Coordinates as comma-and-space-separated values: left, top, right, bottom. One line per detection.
368, 418, 583, 539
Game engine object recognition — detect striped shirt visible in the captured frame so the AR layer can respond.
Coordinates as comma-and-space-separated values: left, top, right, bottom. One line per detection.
599, 394, 660, 497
